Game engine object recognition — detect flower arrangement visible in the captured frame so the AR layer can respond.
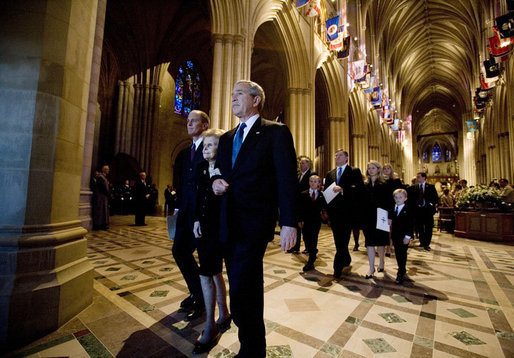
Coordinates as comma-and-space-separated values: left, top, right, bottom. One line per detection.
455, 185, 512, 211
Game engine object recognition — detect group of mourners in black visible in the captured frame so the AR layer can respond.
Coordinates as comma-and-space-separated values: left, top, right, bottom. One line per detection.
291, 154, 439, 289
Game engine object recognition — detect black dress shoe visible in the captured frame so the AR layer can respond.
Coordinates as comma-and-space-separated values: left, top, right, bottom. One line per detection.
385, 253, 391, 258
302, 263, 315, 272
184, 304, 205, 322
395, 275, 404, 285
377, 268, 384, 273
192, 332, 220, 355
333, 271, 342, 279
424, 246, 431, 251
365, 274, 374, 279
179, 295, 195, 311
216, 316, 232, 333
302, 249, 309, 254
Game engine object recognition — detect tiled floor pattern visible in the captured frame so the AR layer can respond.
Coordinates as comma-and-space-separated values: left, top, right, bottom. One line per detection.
8, 215, 514, 357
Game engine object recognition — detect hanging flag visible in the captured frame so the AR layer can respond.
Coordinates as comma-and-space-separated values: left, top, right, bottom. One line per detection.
392, 119, 400, 131
483, 58, 500, 79
296, 0, 310, 7
475, 88, 489, 99
330, 33, 344, 51
305, 0, 320, 17
382, 105, 391, 121
370, 87, 382, 108
350, 60, 366, 80
337, 37, 351, 58
495, 12, 514, 39
488, 36, 511, 57
326, 16, 339, 42
466, 120, 478, 132
493, 27, 514, 47
363, 76, 375, 92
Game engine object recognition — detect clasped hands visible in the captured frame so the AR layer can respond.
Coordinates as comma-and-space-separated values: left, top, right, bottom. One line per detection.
211, 178, 297, 251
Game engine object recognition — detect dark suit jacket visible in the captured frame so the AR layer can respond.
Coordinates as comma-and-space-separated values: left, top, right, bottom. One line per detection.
298, 190, 325, 229
173, 142, 205, 225
134, 180, 149, 204
408, 182, 438, 215
214, 117, 297, 243
298, 169, 315, 193
323, 165, 364, 217
389, 204, 414, 241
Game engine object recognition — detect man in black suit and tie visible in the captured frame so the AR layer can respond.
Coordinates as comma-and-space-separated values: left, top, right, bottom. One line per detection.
172, 110, 209, 320
410, 172, 438, 251
134, 171, 150, 226
212, 80, 297, 357
288, 156, 315, 253
324, 150, 364, 278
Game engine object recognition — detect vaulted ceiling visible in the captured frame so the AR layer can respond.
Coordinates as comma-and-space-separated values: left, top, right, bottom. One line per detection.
363, 0, 489, 154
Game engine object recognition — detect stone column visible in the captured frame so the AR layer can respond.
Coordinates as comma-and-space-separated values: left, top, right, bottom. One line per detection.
0, 0, 99, 346
352, 133, 368, 172
288, 88, 314, 160
79, 0, 106, 230
328, 116, 347, 167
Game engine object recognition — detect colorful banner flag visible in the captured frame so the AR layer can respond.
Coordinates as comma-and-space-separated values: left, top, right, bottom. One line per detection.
330, 33, 344, 51
488, 35, 511, 57
370, 87, 382, 108
483, 58, 500, 79
336, 37, 350, 58
296, 0, 310, 7
326, 16, 339, 42
350, 60, 366, 81
392, 119, 400, 131
305, 0, 320, 17
495, 12, 514, 38
466, 120, 478, 132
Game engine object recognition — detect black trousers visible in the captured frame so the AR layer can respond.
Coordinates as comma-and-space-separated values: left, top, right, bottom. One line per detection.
330, 218, 352, 274
171, 212, 203, 304
291, 226, 305, 251
303, 222, 321, 264
392, 238, 408, 276
135, 202, 146, 225
416, 207, 434, 247
223, 239, 268, 357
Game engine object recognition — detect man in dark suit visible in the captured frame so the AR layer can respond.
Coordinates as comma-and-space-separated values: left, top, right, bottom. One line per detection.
212, 80, 297, 357
409, 172, 438, 251
324, 150, 364, 278
134, 171, 150, 226
288, 155, 315, 253
172, 110, 209, 320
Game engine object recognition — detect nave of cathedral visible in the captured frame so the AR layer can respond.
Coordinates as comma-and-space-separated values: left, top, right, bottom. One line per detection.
6, 217, 514, 357
1, 0, 514, 354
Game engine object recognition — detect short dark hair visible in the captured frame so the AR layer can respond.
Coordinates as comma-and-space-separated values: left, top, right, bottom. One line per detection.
190, 110, 210, 124
500, 178, 509, 184
417, 172, 427, 179
335, 149, 348, 157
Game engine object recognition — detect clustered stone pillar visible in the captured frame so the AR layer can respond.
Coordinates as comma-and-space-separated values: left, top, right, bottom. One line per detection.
114, 69, 163, 174
328, 116, 348, 167
0, 0, 100, 346
461, 112, 476, 185
210, 34, 249, 130
288, 88, 315, 160
499, 132, 511, 180
352, 133, 368, 172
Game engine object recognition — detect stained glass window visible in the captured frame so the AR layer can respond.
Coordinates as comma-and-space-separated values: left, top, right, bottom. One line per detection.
174, 60, 200, 116
445, 149, 452, 161
432, 143, 442, 162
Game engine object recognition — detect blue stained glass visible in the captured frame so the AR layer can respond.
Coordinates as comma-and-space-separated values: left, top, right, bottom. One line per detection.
174, 61, 201, 117
432, 143, 442, 162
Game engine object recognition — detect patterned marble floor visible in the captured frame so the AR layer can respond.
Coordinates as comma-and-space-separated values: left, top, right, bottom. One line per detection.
9, 215, 514, 357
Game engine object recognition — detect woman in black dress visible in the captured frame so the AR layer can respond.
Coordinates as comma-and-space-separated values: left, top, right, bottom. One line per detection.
383, 163, 404, 256
363, 161, 390, 278
192, 128, 230, 353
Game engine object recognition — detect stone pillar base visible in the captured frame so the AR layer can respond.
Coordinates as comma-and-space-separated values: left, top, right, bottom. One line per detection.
0, 221, 93, 348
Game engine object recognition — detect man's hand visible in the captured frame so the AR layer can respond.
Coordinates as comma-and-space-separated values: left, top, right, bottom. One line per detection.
193, 221, 202, 239
280, 225, 297, 252
212, 179, 229, 195
333, 185, 343, 193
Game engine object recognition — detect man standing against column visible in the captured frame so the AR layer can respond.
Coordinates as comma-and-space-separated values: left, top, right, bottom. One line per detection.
172, 110, 209, 320
134, 171, 150, 226
212, 80, 297, 356
412, 172, 438, 251
324, 150, 364, 278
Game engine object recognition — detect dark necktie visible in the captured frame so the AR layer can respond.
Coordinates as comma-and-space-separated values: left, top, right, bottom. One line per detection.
232, 122, 247, 167
311, 191, 316, 201
190, 143, 195, 162
396, 207, 400, 216
419, 184, 425, 206
337, 167, 343, 184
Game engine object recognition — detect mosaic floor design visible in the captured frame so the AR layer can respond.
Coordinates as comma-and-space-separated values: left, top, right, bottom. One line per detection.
8, 215, 514, 357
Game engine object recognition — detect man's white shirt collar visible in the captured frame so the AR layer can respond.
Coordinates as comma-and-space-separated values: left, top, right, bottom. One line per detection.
237, 114, 259, 142
193, 136, 203, 150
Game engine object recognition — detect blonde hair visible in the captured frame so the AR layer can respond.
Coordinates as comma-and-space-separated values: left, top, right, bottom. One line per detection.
366, 160, 385, 184
393, 188, 407, 197
201, 128, 225, 139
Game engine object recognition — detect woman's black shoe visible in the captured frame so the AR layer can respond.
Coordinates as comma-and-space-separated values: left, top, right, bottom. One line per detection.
192, 332, 220, 355
217, 316, 232, 332
377, 268, 384, 273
